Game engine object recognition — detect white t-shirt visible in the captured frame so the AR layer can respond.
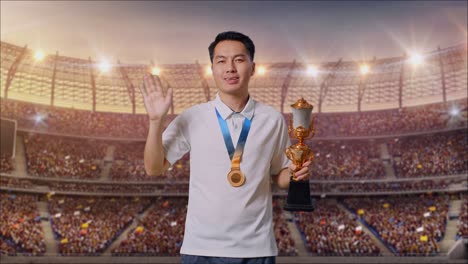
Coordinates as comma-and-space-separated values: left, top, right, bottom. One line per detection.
162, 94, 291, 258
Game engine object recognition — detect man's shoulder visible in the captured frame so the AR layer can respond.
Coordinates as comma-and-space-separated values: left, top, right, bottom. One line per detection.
254, 100, 284, 121
179, 101, 213, 118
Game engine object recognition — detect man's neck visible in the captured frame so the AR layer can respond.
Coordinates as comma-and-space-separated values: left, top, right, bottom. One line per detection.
219, 91, 249, 113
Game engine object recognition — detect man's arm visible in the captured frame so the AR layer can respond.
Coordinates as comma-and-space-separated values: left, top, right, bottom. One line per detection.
144, 117, 170, 176
139, 74, 173, 176
272, 160, 312, 189
272, 167, 291, 189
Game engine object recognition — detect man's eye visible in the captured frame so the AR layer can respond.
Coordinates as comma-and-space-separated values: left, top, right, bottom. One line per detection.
235, 59, 244, 63
217, 60, 225, 64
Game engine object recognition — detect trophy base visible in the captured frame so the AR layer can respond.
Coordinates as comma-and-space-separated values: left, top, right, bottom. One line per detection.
283, 203, 315, 211
283, 177, 315, 212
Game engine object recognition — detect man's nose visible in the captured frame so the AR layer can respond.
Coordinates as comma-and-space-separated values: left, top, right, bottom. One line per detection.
226, 61, 237, 73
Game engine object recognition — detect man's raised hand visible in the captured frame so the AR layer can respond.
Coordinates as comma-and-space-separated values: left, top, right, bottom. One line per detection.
139, 73, 173, 121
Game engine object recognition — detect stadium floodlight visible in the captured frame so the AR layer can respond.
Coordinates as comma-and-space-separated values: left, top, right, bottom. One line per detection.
151, 67, 161, 76
409, 53, 424, 66
205, 66, 212, 76
257, 66, 266, 75
34, 114, 44, 123
450, 107, 460, 117
34, 50, 45, 61
307, 65, 318, 77
99, 61, 111, 73
360, 64, 370, 75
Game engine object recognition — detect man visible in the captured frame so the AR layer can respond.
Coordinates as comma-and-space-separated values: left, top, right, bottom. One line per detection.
141, 31, 311, 264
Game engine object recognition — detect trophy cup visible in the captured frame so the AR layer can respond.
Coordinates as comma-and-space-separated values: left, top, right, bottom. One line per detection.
284, 98, 315, 211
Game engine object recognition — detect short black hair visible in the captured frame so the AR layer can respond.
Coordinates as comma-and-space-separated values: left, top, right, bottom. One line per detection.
208, 31, 255, 63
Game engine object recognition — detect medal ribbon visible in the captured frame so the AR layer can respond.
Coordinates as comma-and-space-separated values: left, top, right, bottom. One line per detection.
215, 108, 252, 169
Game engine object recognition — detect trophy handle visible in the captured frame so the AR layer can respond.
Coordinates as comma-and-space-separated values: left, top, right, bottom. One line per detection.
288, 117, 295, 138
307, 151, 314, 163
284, 148, 291, 160
307, 115, 316, 139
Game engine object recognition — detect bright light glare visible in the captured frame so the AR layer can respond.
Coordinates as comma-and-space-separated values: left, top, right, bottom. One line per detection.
450, 107, 460, 117
307, 65, 318, 77
99, 61, 111, 72
360, 64, 370, 75
257, 66, 266, 75
151, 67, 161, 76
34, 114, 44, 123
409, 53, 424, 66
205, 66, 212, 76
34, 50, 45, 61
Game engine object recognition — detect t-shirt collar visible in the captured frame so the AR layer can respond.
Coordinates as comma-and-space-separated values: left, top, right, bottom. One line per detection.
213, 93, 255, 121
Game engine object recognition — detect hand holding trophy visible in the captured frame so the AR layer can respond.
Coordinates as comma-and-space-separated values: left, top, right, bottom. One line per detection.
284, 98, 315, 211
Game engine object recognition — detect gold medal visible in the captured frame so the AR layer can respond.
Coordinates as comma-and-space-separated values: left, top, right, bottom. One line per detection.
215, 107, 251, 188
227, 169, 246, 187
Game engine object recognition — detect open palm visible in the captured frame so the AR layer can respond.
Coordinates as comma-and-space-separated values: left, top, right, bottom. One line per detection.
139, 74, 173, 120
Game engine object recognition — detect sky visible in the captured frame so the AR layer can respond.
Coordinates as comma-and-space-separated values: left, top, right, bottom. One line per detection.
1, 1, 466, 65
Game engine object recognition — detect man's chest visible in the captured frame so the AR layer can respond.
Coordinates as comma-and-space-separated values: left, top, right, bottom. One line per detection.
188, 116, 279, 163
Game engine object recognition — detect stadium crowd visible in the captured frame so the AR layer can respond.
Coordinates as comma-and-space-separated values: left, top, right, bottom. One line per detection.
274, 179, 456, 196
293, 199, 381, 256
308, 140, 385, 180
312, 100, 466, 137
273, 199, 299, 256
0, 154, 14, 173
329, 180, 451, 193
48, 182, 159, 194
456, 195, 468, 240
1, 174, 459, 195
343, 195, 449, 256
111, 197, 187, 256
23, 134, 107, 179
0, 237, 18, 256
111, 142, 189, 182
388, 131, 467, 178
49, 196, 151, 255
2, 98, 465, 139
0, 98, 175, 139
0, 192, 46, 256
5, 130, 464, 185
0, 191, 465, 257
0, 177, 33, 189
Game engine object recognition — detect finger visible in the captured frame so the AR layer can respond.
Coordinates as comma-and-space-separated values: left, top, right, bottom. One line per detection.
289, 164, 298, 171
139, 80, 148, 98
139, 84, 150, 111
165, 88, 173, 105
143, 74, 151, 93
302, 160, 312, 167
150, 74, 164, 94
294, 166, 309, 177
144, 74, 158, 95
295, 174, 310, 181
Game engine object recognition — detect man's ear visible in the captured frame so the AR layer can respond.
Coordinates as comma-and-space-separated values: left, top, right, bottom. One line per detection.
251, 62, 255, 76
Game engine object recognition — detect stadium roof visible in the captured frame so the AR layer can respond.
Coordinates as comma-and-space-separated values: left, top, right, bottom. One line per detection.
1, 41, 467, 114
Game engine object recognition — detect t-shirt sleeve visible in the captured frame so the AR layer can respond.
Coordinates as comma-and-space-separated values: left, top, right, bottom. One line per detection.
162, 113, 190, 166
270, 115, 292, 176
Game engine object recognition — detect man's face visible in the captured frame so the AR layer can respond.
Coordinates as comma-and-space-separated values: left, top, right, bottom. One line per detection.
211, 40, 255, 96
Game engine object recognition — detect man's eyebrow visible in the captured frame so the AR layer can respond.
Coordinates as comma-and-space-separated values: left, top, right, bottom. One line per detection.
214, 54, 247, 59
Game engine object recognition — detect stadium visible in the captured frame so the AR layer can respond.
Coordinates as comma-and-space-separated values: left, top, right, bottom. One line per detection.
1, 2, 467, 264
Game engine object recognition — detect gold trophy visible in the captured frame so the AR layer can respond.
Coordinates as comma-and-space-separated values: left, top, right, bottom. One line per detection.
284, 98, 315, 211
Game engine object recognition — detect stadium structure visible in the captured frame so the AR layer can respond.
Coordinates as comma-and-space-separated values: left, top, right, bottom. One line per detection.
0, 40, 467, 263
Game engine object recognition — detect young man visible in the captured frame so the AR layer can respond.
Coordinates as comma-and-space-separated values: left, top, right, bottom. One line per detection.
141, 31, 311, 264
